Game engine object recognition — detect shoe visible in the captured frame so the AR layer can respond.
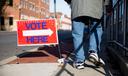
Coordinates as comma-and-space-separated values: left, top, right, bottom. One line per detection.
89, 52, 105, 66
95, 58, 105, 67
89, 52, 98, 63
73, 62, 85, 69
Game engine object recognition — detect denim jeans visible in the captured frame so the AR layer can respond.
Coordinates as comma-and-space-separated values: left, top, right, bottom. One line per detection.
72, 20, 103, 62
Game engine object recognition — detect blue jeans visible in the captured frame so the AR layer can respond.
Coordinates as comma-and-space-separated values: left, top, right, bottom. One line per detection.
72, 20, 103, 62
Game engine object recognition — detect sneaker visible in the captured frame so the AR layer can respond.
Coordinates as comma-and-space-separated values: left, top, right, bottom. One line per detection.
73, 62, 85, 69
89, 52, 98, 62
89, 52, 105, 66
95, 58, 105, 67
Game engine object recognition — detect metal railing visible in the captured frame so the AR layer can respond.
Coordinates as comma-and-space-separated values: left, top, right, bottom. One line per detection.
105, 0, 128, 56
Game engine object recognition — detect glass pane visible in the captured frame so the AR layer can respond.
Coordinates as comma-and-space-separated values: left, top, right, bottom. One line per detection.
9, 17, 13, 25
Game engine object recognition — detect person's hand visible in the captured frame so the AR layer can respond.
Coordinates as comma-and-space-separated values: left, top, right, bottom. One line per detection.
64, 0, 71, 4
106, 5, 112, 16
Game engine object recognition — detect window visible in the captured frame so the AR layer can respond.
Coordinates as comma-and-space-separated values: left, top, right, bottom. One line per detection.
42, 0, 49, 4
45, 0, 49, 4
0, 16, 5, 25
113, 0, 118, 6
7, 0, 13, 6
126, 0, 128, 47
9, 17, 13, 25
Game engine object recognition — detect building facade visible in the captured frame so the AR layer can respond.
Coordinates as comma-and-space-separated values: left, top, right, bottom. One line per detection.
0, 0, 50, 31
60, 15, 71, 30
50, 12, 71, 30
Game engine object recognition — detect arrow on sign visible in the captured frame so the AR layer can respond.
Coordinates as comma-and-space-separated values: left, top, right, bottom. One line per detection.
23, 29, 53, 36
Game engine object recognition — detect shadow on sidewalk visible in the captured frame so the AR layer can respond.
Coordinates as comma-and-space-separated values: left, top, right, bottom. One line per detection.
53, 56, 108, 76
8, 30, 74, 64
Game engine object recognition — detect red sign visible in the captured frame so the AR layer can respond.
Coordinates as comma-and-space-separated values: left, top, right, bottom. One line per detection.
17, 19, 58, 46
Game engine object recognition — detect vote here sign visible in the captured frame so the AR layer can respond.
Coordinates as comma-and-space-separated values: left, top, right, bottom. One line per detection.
17, 19, 58, 46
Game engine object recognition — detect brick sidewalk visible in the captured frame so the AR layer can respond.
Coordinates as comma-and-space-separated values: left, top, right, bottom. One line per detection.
8, 41, 73, 64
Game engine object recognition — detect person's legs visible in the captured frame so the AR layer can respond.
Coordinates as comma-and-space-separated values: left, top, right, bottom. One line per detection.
72, 20, 88, 69
89, 22, 103, 52
72, 20, 85, 62
88, 22, 105, 66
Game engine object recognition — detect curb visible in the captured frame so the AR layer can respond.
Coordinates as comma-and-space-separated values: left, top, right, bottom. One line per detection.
0, 56, 17, 65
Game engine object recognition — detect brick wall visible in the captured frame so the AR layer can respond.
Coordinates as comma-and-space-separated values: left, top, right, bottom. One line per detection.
0, 0, 50, 31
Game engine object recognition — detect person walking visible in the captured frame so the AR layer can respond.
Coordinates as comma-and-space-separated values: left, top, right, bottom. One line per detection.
64, 0, 110, 69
